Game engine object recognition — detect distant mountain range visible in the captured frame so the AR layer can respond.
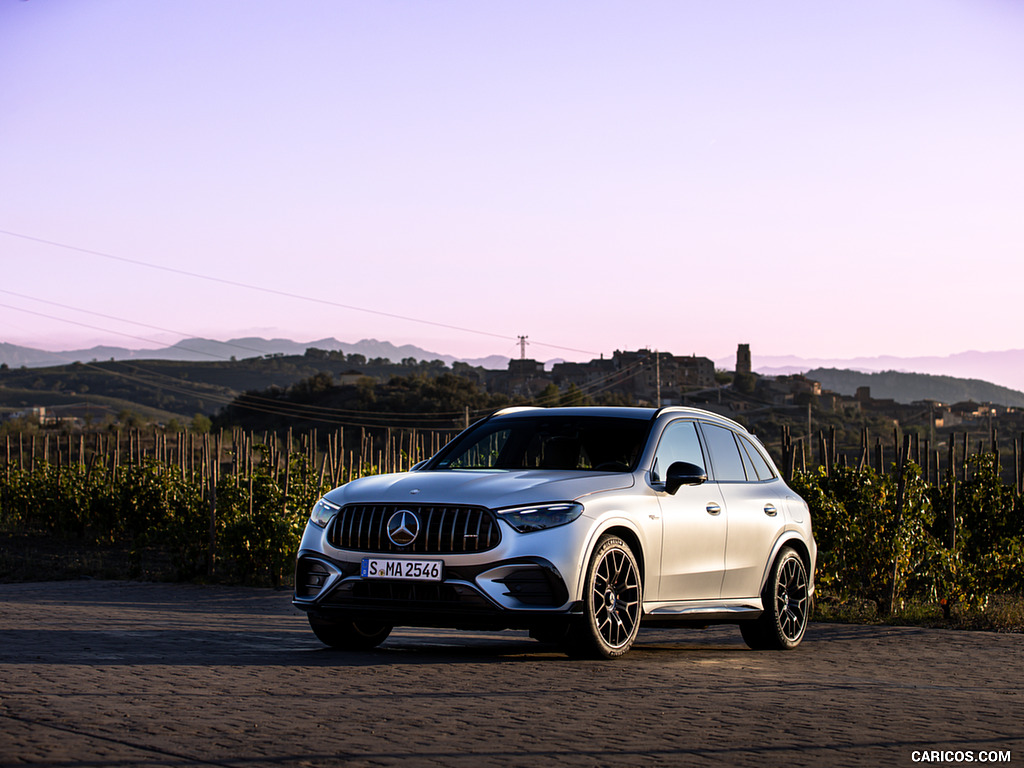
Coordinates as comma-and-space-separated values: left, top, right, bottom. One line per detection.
804, 368, 1024, 409
0, 337, 511, 372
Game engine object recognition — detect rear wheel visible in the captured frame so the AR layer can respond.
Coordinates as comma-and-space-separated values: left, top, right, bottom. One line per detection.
308, 615, 393, 650
740, 547, 809, 650
565, 535, 642, 659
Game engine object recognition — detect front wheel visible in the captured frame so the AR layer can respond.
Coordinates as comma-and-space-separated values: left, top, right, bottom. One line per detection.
308, 615, 393, 650
565, 535, 643, 659
740, 546, 809, 650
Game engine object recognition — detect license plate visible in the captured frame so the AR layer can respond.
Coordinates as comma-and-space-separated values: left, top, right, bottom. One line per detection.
360, 558, 443, 581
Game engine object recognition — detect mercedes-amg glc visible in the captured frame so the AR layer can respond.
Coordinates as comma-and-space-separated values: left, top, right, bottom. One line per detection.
294, 406, 815, 658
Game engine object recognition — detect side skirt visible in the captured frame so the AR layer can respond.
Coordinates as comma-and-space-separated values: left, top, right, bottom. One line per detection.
641, 598, 763, 625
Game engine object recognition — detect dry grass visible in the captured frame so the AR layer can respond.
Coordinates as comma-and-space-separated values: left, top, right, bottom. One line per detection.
0, 532, 176, 583
813, 593, 1024, 633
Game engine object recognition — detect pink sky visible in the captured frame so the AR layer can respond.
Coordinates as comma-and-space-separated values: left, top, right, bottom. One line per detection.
2, 0, 1023, 364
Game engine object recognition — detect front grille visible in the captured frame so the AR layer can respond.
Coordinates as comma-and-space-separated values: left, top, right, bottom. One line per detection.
328, 504, 501, 554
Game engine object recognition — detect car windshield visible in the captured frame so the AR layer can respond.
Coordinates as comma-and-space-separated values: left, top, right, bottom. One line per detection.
429, 415, 651, 472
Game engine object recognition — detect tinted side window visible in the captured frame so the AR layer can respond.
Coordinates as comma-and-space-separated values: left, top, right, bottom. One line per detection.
737, 438, 757, 480
738, 434, 776, 480
700, 423, 747, 482
651, 420, 705, 483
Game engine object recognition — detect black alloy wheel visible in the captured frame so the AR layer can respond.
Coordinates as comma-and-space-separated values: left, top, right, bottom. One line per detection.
566, 535, 643, 659
740, 546, 809, 650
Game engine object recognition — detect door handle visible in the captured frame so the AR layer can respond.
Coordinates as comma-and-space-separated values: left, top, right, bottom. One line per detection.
764, 504, 778, 516
706, 502, 722, 516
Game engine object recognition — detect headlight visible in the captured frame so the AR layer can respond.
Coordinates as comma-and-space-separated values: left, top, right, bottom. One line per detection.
310, 498, 340, 528
495, 502, 584, 533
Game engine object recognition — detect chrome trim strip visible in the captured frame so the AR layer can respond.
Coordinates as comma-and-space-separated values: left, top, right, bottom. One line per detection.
645, 599, 762, 617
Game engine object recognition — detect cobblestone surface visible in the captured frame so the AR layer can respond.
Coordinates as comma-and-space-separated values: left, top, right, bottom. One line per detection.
1, 580, 1022, 767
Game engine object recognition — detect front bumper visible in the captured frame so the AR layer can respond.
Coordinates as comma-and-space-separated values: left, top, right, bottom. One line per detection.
293, 550, 577, 631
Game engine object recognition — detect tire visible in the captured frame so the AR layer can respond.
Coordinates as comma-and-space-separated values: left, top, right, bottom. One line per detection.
740, 546, 809, 651
308, 614, 393, 650
565, 535, 643, 659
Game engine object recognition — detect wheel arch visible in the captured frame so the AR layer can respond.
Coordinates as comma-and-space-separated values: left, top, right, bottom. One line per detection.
589, 523, 646, 595
762, 534, 813, 595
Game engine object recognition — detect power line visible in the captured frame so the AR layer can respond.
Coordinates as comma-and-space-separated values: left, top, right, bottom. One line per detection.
0, 258, 655, 424
0, 289, 271, 359
0, 228, 599, 356
77, 362, 477, 428
0, 301, 229, 358
21, 348, 647, 429
107, 360, 493, 422
0, 307, 645, 422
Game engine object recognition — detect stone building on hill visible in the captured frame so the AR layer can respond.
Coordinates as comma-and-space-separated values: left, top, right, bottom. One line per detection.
550, 349, 715, 405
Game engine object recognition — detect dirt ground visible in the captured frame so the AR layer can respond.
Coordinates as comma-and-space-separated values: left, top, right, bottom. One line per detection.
1, 580, 1021, 767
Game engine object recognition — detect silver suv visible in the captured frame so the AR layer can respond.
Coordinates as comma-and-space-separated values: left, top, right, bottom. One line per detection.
293, 406, 815, 658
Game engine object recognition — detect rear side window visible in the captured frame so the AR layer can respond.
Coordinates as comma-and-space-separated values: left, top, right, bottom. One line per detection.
738, 434, 776, 480
699, 423, 747, 482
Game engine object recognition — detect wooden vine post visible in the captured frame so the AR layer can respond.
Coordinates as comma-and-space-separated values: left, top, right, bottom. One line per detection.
887, 434, 912, 615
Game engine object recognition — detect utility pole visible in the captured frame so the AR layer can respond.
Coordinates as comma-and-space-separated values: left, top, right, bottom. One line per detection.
655, 349, 661, 408
807, 402, 812, 447
517, 335, 529, 399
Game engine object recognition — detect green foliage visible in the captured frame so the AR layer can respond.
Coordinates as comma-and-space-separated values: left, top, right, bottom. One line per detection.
559, 383, 592, 407
792, 457, 1024, 614
0, 417, 40, 436
732, 373, 757, 395
217, 371, 513, 433
791, 464, 926, 608
538, 383, 560, 406
927, 454, 1024, 599
4, 431, 1022, 602
0, 450, 333, 586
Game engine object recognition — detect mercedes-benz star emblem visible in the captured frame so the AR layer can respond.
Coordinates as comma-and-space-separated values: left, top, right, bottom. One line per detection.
387, 510, 420, 547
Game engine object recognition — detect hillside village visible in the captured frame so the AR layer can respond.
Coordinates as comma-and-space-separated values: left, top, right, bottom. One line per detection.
476, 344, 1011, 435
1, 342, 1019, 439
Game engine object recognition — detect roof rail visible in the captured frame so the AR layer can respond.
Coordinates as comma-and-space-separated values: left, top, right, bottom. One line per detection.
652, 405, 748, 432
490, 406, 542, 417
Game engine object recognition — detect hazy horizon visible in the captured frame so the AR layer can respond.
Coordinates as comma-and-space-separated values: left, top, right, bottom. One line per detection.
8, 331, 1024, 392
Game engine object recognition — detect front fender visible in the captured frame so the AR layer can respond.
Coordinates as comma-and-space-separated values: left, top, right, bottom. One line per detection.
572, 514, 655, 603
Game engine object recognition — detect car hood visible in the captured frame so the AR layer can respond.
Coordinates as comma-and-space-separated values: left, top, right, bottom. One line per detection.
323, 469, 635, 509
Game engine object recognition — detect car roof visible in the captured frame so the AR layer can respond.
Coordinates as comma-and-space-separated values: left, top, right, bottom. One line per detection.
489, 406, 657, 421
487, 405, 750, 433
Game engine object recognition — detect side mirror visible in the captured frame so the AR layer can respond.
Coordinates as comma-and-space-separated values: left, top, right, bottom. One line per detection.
665, 461, 707, 494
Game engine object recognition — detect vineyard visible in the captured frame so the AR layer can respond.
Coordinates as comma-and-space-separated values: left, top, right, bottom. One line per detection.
2, 425, 1022, 629
784, 428, 1024, 623
0, 427, 455, 586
